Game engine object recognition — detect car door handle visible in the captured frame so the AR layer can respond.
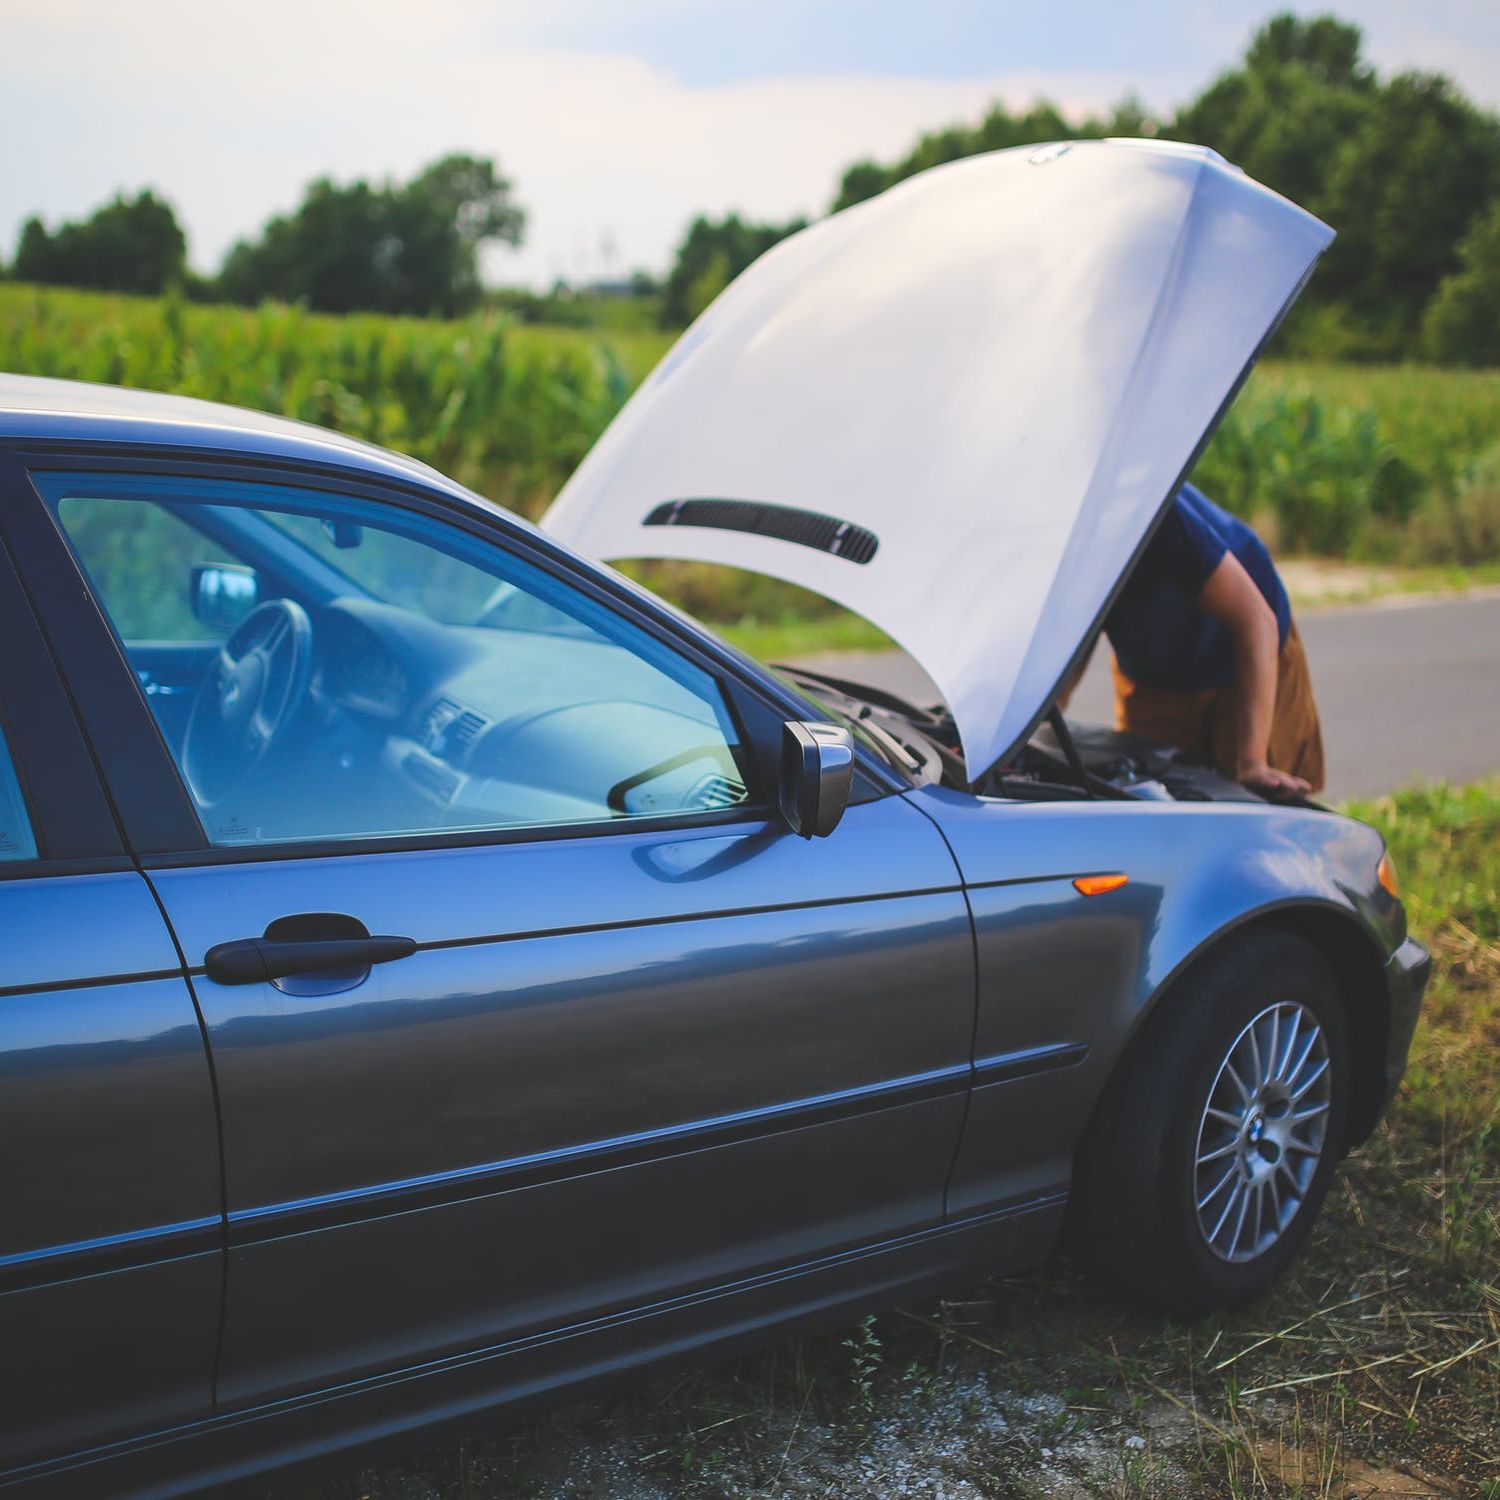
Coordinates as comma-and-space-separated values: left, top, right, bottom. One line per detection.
204, 934, 417, 986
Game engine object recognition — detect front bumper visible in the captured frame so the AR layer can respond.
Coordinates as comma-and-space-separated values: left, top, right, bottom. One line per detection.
1382, 935, 1432, 1106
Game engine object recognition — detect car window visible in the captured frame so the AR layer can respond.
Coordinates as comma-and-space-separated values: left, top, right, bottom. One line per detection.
58, 495, 234, 641
0, 722, 38, 862
41, 473, 756, 849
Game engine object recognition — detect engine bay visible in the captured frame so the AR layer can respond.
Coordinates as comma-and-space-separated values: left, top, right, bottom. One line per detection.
775, 666, 1267, 806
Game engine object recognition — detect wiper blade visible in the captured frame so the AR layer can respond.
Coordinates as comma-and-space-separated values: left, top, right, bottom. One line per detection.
774, 663, 958, 783
851, 712, 924, 775
772, 663, 936, 723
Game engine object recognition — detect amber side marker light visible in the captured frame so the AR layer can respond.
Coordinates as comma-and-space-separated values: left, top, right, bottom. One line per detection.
1074, 873, 1129, 897
1377, 852, 1400, 899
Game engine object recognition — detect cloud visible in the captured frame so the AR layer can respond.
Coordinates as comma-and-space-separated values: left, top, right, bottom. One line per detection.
0, 0, 1162, 285
3, 0, 1492, 290
1356, 0, 1500, 96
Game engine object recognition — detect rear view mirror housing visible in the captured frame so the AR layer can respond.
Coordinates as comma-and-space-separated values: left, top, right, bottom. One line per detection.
780, 721, 855, 838
191, 563, 260, 631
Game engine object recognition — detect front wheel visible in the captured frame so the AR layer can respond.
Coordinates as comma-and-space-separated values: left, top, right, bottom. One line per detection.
1071, 929, 1351, 1317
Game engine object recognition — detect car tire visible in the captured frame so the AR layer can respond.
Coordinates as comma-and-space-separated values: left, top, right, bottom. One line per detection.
1070, 927, 1351, 1318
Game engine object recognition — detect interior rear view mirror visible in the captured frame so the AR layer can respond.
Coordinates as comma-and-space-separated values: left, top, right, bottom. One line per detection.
780, 721, 855, 838
191, 563, 260, 631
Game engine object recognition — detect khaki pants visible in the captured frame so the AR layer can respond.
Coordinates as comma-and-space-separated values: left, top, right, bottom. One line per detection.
1111, 622, 1326, 793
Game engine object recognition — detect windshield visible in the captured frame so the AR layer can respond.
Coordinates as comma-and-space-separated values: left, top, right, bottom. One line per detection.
268, 513, 494, 623
266, 513, 589, 636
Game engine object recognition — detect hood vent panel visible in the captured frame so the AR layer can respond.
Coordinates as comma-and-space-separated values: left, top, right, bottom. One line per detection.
645, 498, 879, 565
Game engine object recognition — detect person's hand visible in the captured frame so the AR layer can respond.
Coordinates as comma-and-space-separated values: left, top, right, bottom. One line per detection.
1237, 760, 1311, 801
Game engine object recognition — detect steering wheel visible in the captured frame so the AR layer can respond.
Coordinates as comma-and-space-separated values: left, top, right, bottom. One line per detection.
184, 599, 313, 809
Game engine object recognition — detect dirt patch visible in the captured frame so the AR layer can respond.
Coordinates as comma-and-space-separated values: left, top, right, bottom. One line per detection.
1281, 558, 1402, 606
1280, 557, 1500, 612
1252, 1439, 1459, 1497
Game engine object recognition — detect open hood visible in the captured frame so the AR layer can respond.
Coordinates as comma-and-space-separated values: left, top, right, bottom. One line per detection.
542, 139, 1333, 777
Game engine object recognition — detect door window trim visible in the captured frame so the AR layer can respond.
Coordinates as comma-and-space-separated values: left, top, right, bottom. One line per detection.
8, 447, 883, 867
0, 462, 129, 878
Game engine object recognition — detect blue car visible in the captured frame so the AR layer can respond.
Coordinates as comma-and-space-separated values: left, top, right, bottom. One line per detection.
0, 141, 1428, 1497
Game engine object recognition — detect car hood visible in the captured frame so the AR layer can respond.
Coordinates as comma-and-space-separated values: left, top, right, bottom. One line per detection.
542, 139, 1333, 776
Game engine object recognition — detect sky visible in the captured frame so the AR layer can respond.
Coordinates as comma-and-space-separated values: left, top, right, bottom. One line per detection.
2, 0, 1498, 289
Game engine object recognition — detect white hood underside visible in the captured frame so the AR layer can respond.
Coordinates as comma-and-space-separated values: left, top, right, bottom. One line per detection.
543, 139, 1333, 776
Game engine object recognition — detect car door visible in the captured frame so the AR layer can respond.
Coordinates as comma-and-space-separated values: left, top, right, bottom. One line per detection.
16, 459, 976, 1409
0, 512, 221, 1473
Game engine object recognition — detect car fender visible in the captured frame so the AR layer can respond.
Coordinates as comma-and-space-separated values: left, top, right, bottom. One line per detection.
904, 786, 1401, 1211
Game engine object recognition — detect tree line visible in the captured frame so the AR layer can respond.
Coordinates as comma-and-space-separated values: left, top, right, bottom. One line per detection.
5, 14, 1498, 362
662, 14, 1500, 363
6, 154, 523, 319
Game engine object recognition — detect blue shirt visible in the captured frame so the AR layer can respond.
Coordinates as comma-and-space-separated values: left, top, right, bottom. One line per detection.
1105, 485, 1291, 692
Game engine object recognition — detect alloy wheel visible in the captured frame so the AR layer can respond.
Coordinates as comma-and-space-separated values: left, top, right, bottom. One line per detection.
1193, 1001, 1333, 1264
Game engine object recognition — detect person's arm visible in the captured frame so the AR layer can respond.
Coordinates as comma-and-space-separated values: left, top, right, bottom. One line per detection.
1197, 552, 1310, 799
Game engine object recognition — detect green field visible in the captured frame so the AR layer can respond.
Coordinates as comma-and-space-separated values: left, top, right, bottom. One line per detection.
4, 283, 1499, 641
1196, 363, 1500, 565
0, 283, 663, 514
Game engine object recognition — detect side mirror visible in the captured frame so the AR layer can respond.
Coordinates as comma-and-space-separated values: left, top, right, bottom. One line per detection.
780, 721, 854, 838
191, 563, 260, 631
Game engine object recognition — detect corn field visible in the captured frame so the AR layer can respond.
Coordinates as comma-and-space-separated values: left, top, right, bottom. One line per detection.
0, 284, 661, 517
3, 284, 1499, 574
1195, 366, 1500, 564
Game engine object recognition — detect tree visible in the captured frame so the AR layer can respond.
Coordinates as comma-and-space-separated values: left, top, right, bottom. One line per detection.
12, 219, 50, 281
220, 153, 524, 316
659, 213, 807, 327
831, 99, 1136, 213
1423, 198, 1500, 365
1244, 12, 1370, 87
1318, 73, 1500, 342
832, 161, 890, 214
11, 191, 186, 294
813, 11, 1500, 362
1171, 15, 1375, 216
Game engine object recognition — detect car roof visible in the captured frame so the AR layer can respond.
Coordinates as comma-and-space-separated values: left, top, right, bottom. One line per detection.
0, 373, 479, 506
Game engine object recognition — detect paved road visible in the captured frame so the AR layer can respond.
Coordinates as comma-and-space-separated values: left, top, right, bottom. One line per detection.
797, 590, 1500, 800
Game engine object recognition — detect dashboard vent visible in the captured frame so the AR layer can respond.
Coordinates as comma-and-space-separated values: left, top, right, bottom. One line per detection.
688, 773, 747, 811
421, 698, 488, 759
421, 697, 461, 745
447, 711, 488, 755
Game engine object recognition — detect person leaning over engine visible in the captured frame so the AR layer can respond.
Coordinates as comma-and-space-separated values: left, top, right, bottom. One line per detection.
1102, 482, 1324, 799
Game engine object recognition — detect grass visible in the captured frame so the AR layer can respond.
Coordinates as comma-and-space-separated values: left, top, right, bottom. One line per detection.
1262, 363, 1500, 495
715, 610, 893, 662
290, 778, 1499, 1498
1192, 366, 1500, 564
1279, 559, 1500, 610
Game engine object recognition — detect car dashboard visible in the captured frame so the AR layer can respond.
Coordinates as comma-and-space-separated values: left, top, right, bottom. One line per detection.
254, 594, 751, 843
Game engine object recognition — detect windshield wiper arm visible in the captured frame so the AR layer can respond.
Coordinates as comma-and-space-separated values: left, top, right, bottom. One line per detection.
851, 711, 924, 775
